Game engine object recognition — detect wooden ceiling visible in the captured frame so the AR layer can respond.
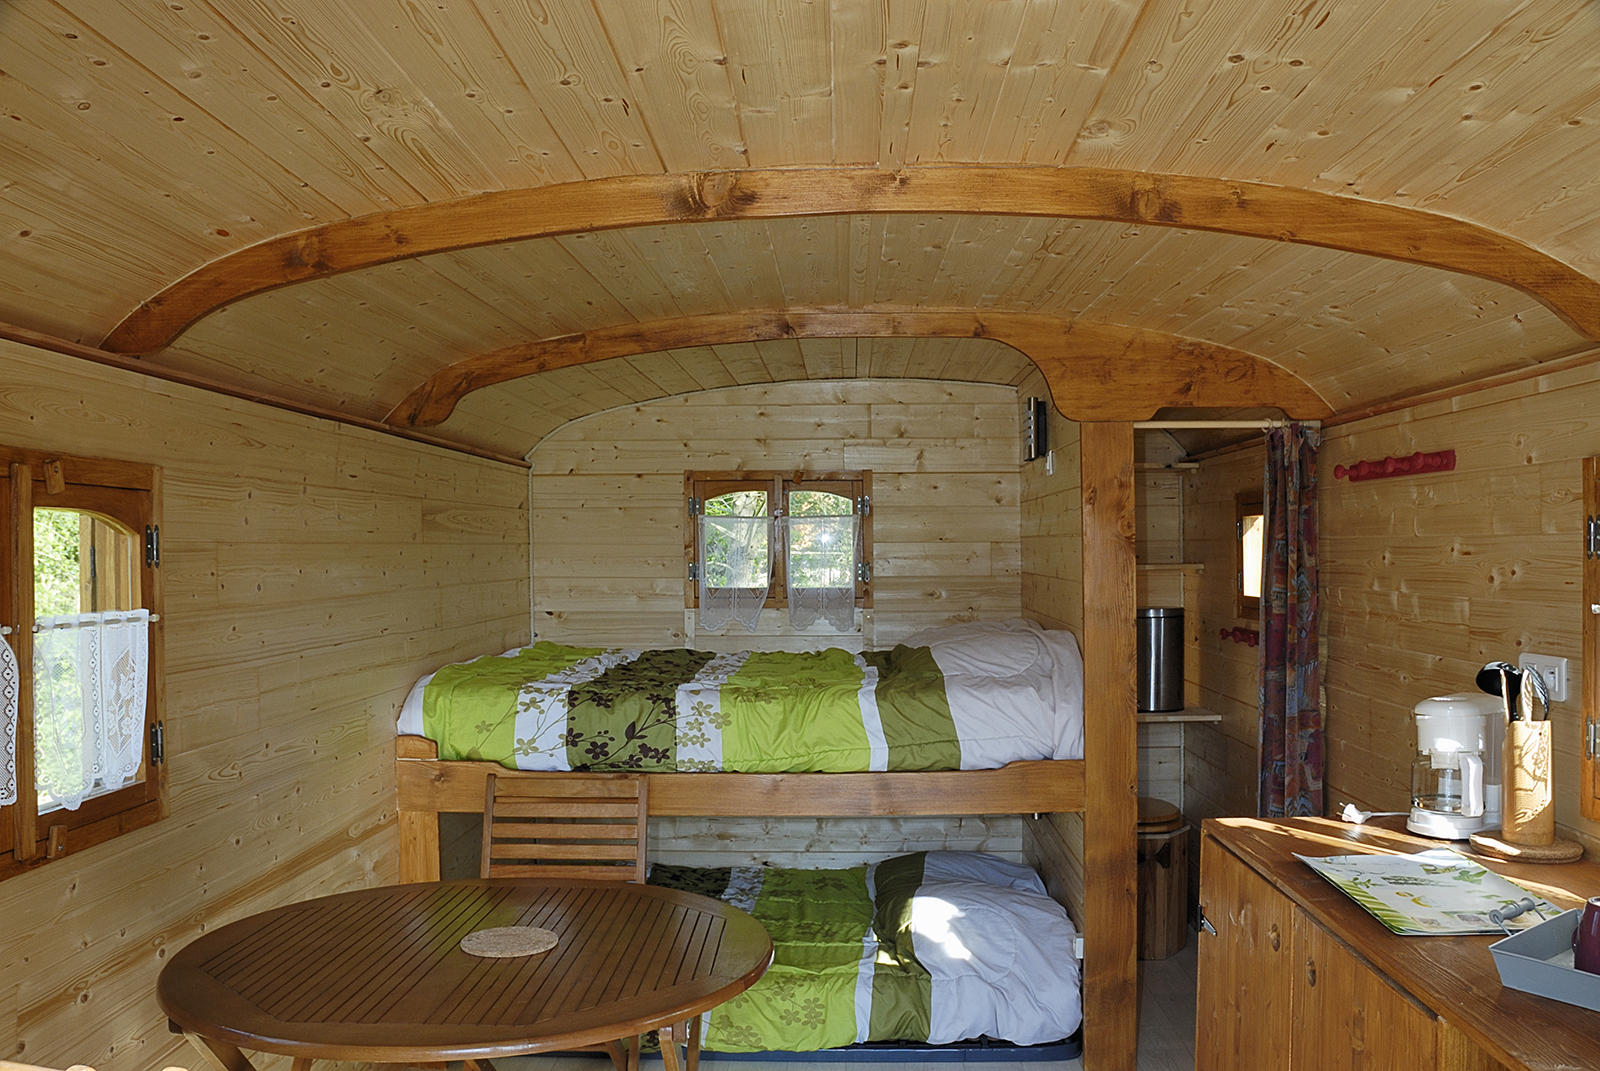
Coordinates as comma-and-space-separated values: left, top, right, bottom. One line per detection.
4, 0, 1599, 459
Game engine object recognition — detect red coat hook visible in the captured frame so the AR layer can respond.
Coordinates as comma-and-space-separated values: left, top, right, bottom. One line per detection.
1220, 627, 1259, 647
1334, 449, 1455, 482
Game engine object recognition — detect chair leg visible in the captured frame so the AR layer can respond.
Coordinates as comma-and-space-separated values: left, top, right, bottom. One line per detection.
659, 1023, 683, 1071
686, 1015, 702, 1071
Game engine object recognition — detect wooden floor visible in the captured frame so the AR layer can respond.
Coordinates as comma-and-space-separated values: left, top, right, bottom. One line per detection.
496, 930, 1199, 1071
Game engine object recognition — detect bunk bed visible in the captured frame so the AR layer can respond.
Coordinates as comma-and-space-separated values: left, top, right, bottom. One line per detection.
394, 620, 1111, 1047
395, 424, 1139, 1070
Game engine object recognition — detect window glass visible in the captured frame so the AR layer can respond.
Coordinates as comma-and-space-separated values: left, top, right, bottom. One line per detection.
702, 491, 771, 589
786, 491, 855, 589
1241, 512, 1265, 600
34, 509, 147, 814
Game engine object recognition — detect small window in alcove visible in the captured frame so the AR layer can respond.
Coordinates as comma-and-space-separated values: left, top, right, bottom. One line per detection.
1236, 491, 1264, 620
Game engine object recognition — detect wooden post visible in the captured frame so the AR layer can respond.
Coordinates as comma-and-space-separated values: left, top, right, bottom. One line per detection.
11, 463, 37, 861
398, 809, 441, 883
1079, 422, 1139, 1071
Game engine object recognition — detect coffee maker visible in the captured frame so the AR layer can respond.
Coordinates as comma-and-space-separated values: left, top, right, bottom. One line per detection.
1407, 693, 1503, 840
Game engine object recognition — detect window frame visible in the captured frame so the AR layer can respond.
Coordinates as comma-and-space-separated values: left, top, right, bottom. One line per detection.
685, 470, 872, 612
1, 447, 164, 881
1235, 490, 1264, 621
1583, 457, 1599, 822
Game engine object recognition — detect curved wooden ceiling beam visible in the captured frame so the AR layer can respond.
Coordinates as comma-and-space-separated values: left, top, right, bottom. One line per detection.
102, 167, 1600, 355
384, 307, 1333, 426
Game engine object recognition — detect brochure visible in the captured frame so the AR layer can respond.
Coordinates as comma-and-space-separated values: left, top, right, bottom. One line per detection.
1296, 849, 1559, 936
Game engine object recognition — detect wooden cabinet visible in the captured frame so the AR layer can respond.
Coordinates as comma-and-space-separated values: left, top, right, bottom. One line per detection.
1196, 833, 1293, 1071
1291, 909, 1441, 1071
1198, 818, 1600, 1071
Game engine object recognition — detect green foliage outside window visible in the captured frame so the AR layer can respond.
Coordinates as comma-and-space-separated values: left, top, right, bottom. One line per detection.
786, 492, 854, 588
34, 508, 80, 616
703, 492, 769, 587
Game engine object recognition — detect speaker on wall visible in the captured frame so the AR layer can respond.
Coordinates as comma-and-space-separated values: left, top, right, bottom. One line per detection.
1024, 396, 1049, 462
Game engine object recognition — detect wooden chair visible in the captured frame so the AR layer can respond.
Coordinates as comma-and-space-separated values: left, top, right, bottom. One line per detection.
480, 771, 648, 882
479, 772, 650, 1071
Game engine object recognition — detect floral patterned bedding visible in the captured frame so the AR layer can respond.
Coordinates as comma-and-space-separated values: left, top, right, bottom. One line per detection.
397, 622, 1085, 772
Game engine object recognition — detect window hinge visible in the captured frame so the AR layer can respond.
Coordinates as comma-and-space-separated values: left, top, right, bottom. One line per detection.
1588, 718, 1598, 761
856, 495, 871, 517
151, 721, 165, 765
856, 561, 871, 584
1588, 515, 1600, 558
688, 562, 700, 582
1199, 909, 1218, 937
145, 524, 161, 568
688, 497, 702, 517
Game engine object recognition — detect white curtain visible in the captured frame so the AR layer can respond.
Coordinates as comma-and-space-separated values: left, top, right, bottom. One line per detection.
786, 515, 858, 631
699, 516, 770, 633
0, 634, 17, 806
34, 610, 149, 811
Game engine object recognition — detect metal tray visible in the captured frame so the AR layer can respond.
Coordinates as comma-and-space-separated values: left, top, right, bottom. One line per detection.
1488, 909, 1600, 1013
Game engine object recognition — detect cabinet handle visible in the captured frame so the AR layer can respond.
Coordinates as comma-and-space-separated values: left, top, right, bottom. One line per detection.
1306, 957, 1317, 987
1268, 923, 1281, 952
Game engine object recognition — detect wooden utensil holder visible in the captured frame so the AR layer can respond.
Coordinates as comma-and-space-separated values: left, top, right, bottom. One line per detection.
1503, 721, 1555, 846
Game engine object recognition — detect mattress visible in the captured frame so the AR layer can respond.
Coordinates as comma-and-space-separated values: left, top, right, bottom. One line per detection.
396, 619, 1084, 771
646, 851, 1083, 1051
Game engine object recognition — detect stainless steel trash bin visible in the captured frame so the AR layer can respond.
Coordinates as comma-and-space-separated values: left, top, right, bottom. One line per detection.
1137, 607, 1184, 713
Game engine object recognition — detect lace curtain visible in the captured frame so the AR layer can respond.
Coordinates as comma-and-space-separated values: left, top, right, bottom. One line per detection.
35, 609, 150, 811
0, 634, 17, 806
699, 516, 771, 633
786, 514, 858, 631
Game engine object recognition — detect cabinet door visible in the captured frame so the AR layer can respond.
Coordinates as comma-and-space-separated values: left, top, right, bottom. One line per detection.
1196, 834, 1296, 1071
1292, 910, 1437, 1071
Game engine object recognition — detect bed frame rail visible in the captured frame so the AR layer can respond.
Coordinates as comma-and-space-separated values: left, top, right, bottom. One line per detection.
395, 736, 1084, 881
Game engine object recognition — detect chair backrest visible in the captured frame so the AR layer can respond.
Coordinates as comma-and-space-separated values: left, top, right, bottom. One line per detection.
480, 772, 648, 882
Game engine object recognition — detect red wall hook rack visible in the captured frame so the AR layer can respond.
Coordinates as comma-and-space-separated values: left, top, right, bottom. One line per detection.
1220, 627, 1259, 647
1334, 449, 1455, 482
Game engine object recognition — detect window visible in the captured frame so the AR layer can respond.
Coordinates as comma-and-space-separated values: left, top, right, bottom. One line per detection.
686, 471, 871, 631
1236, 490, 1264, 620
1, 449, 164, 879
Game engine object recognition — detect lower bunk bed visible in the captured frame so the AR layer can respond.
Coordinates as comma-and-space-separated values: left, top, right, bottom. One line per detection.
645, 851, 1082, 1059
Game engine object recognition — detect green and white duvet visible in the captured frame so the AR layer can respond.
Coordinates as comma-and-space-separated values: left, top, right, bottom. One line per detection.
645, 851, 1083, 1051
396, 620, 1085, 772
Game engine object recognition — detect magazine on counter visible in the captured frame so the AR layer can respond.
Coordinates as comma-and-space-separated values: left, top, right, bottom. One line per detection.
1296, 849, 1560, 936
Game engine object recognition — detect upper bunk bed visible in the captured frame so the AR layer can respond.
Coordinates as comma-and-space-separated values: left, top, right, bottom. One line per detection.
394, 618, 1089, 860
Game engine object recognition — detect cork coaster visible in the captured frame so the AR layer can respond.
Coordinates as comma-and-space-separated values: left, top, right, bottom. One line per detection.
1468, 830, 1584, 865
460, 926, 559, 958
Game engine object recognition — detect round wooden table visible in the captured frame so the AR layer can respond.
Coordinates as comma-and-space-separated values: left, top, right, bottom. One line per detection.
158, 878, 773, 1071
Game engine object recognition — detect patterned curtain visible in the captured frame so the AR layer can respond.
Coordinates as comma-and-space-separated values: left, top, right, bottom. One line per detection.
1, 634, 17, 806
1258, 424, 1322, 818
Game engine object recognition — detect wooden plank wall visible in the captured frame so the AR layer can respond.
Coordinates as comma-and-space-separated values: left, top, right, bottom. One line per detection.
1323, 364, 1600, 855
1015, 377, 1087, 918
528, 378, 1027, 868
0, 339, 530, 1071
530, 379, 1023, 649
1184, 445, 1267, 825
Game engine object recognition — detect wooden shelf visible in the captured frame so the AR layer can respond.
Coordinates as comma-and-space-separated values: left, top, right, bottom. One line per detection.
1138, 707, 1223, 724
1138, 562, 1204, 572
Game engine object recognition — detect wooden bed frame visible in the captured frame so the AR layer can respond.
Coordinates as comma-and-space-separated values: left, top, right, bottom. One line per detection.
395, 423, 1139, 1071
